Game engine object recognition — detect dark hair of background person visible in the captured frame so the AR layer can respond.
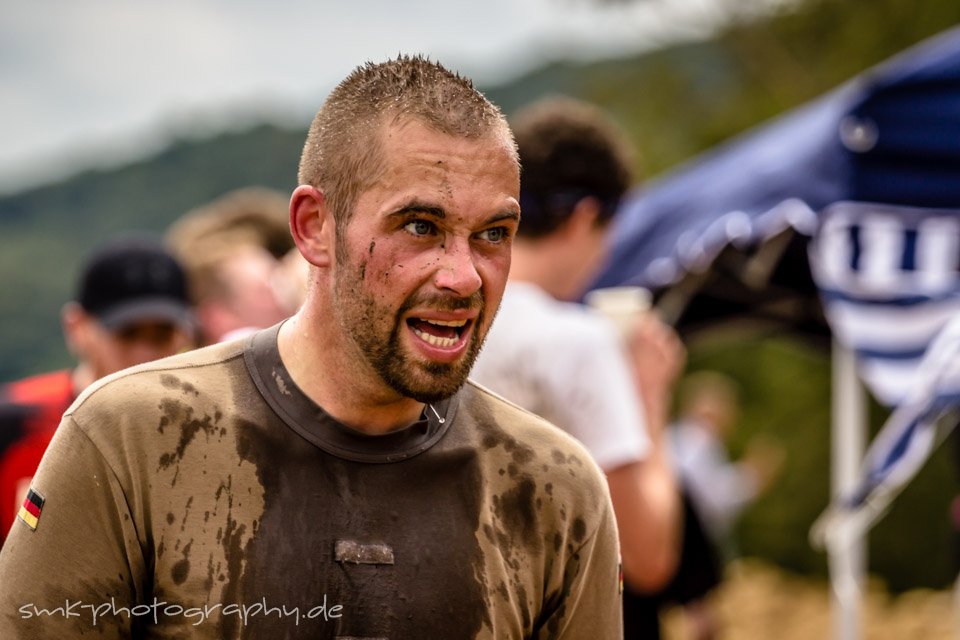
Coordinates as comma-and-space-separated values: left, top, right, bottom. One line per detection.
511, 96, 634, 239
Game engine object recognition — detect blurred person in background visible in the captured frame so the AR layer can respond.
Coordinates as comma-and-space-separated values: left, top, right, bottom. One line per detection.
0, 234, 195, 545
659, 370, 785, 640
469, 97, 686, 636
166, 187, 306, 345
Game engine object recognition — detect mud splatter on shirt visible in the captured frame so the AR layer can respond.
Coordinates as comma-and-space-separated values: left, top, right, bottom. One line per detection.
0, 326, 621, 639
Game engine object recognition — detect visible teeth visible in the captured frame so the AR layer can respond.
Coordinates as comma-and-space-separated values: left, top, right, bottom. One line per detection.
422, 319, 467, 327
413, 328, 458, 348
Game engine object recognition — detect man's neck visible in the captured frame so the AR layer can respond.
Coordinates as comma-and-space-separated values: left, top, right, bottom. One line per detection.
277, 308, 425, 435
508, 239, 567, 300
71, 364, 96, 397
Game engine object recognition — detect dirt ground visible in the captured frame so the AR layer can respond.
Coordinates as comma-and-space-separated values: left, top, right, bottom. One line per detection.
660, 559, 958, 640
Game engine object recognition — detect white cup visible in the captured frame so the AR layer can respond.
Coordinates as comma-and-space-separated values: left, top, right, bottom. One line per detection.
584, 286, 652, 337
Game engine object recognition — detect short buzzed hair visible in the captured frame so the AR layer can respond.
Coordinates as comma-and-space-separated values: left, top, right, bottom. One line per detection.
298, 55, 515, 230
511, 97, 634, 238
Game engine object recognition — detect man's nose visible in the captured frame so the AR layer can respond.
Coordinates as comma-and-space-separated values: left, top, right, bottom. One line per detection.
433, 238, 482, 297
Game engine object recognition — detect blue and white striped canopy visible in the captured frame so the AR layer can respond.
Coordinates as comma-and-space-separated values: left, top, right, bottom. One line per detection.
591, 26, 960, 514
594, 25, 960, 407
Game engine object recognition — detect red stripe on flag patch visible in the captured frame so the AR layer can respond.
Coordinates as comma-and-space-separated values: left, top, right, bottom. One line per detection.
22, 499, 41, 518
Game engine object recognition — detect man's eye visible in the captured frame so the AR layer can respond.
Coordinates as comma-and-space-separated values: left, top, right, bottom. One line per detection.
404, 220, 435, 236
479, 227, 508, 243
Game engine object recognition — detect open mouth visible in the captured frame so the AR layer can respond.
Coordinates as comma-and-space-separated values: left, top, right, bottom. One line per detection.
406, 317, 472, 349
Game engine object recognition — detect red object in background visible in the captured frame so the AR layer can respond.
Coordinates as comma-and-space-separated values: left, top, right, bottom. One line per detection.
0, 370, 74, 542
950, 495, 960, 531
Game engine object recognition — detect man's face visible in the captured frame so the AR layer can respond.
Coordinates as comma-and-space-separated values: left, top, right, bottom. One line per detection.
219, 246, 290, 331
83, 318, 194, 380
331, 118, 520, 403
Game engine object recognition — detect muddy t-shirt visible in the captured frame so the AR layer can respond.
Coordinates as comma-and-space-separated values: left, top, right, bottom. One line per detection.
0, 325, 621, 639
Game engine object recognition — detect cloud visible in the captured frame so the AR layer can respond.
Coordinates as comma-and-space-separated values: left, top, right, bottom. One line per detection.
0, 0, 761, 193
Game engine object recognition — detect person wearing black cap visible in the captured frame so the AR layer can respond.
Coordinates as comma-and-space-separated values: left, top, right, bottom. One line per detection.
62, 233, 196, 388
0, 234, 195, 544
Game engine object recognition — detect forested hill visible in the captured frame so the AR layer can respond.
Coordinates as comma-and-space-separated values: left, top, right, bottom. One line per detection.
2, 0, 959, 382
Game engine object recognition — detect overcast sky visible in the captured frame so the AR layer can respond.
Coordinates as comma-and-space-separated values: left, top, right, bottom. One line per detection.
0, 0, 778, 194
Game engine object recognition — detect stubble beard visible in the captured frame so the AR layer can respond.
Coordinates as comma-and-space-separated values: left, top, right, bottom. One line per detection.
333, 253, 486, 404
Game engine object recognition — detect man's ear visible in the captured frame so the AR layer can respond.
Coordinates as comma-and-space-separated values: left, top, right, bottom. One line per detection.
290, 185, 335, 268
61, 302, 90, 358
559, 196, 603, 241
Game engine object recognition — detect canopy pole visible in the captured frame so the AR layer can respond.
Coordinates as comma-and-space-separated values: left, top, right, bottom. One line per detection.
830, 339, 868, 640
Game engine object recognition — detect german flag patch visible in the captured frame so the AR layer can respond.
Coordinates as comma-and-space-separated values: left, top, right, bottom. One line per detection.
17, 488, 45, 531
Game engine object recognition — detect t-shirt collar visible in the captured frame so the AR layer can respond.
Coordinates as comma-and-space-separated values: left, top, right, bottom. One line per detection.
243, 323, 458, 463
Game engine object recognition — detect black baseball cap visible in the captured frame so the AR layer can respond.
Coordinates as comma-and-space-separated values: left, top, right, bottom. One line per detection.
77, 234, 194, 332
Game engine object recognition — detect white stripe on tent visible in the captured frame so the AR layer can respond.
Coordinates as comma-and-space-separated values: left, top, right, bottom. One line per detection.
824, 296, 960, 348
916, 216, 960, 289
858, 356, 926, 406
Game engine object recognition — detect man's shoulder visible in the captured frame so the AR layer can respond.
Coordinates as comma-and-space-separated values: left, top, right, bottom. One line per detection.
461, 381, 605, 476
462, 379, 562, 430
461, 381, 614, 538
68, 340, 248, 419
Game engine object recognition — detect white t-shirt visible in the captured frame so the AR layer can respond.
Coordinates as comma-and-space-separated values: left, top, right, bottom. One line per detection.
471, 281, 650, 471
